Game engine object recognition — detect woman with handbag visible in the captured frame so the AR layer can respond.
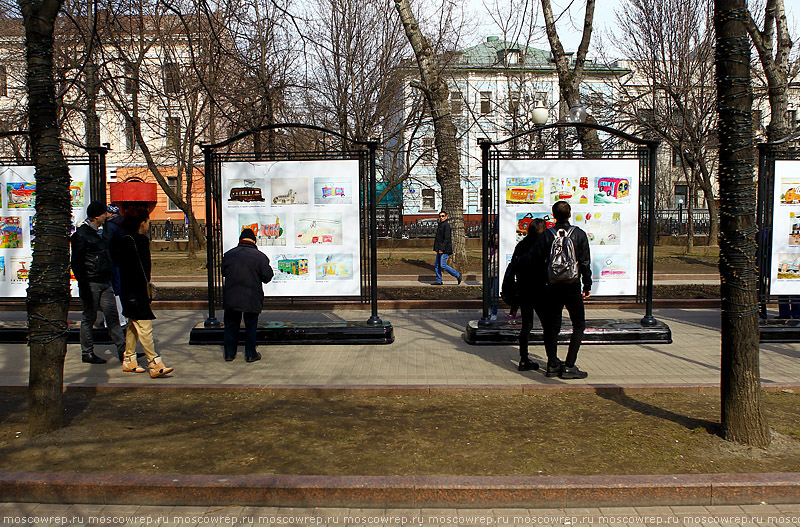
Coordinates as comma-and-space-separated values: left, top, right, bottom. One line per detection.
113, 207, 174, 378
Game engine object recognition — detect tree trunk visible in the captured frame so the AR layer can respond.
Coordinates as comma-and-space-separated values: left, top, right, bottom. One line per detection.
714, 0, 770, 447
394, 0, 467, 269
19, 0, 70, 436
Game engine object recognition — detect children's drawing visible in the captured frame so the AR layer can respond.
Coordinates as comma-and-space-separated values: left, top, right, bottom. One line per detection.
6, 182, 36, 208
238, 213, 287, 247
0, 256, 5, 281
593, 253, 631, 280
573, 211, 622, 246
550, 176, 590, 204
314, 178, 353, 205
506, 177, 544, 205
316, 253, 354, 280
515, 212, 555, 243
70, 181, 85, 207
227, 178, 266, 203
0, 217, 23, 248
271, 178, 309, 205
9, 256, 30, 283
273, 254, 312, 281
294, 213, 343, 246
780, 177, 800, 204
789, 212, 800, 246
594, 177, 631, 204
777, 253, 800, 279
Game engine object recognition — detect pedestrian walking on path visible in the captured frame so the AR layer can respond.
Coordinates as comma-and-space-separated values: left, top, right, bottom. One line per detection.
432, 211, 462, 286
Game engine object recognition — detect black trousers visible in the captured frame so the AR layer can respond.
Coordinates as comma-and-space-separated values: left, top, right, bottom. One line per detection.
224, 309, 259, 360
518, 302, 545, 358
541, 282, 586, 367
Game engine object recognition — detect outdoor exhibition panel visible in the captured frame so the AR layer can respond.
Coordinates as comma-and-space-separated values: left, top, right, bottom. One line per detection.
220, 159, 362, 297
770, 160, 800, 295
498, 159, 640, 297
0, 163, 91, 298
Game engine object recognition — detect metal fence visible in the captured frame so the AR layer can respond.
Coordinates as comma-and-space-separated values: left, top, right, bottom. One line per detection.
148, 221, 202, 241
656, 208, 712, 236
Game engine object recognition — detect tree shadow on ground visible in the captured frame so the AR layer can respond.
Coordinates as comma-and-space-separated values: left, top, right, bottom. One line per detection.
597, 389, 720, 435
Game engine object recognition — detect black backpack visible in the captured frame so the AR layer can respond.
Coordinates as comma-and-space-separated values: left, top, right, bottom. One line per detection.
547, 226, 579, 284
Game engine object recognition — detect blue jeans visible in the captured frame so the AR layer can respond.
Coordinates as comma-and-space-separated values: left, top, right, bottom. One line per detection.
434, 252, 460, 283
224, 309, 259, 360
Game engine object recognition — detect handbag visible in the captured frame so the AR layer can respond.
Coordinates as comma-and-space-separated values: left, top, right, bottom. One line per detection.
127, 235, 156, 302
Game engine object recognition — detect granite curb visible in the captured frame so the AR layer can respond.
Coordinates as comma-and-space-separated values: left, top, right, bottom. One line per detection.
0, 472, 798, 508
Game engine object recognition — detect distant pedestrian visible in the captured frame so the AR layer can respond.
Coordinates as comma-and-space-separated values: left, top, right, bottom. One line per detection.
507, 218, 548, 371
528, 201, 592, 379
432, 211, 462, 286
70, 201, 126, 364
221, 228, 274, 362
164, 218, 172, 241
112, 207, 174, 378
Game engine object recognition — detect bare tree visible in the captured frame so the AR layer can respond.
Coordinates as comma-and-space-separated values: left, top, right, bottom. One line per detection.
746, 0, 795, 142
17, 0, 72, 435
714, 0, 770, 447
611, 0, 720, 249
394, 0, 467, 268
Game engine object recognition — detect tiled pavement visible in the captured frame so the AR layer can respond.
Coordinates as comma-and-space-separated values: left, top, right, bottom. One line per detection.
1, 502, 799, 526
0, 307, 798, 389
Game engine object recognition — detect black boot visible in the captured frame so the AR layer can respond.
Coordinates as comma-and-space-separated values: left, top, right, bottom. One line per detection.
518, 354, 539, 371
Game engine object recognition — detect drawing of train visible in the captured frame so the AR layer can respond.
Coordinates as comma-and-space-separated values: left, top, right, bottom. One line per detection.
321, 186, 346, 198
597, 177, 629, 199
273, 189, 297, 204
229, 187, 265, 202
278, 258, 308, 275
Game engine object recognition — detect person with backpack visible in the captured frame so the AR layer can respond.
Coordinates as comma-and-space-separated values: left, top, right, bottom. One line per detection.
502, 217, 548, 371
528, 200, 592, 379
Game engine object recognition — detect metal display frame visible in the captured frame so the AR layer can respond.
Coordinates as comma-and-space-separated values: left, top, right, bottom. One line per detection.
200, 123, 383, 328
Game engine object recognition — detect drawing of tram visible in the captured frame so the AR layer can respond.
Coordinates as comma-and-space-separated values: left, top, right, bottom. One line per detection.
507, 187, 540, 203
321, 186, 346, 198
597, 177, 629, 199
278, 258, 308, 275
229, 187, 265, 202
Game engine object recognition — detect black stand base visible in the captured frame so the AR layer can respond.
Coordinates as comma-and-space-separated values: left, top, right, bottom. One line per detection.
0, 321, 116, 344
759, 318, 800, 342
464, 318, 672, 345
189, 320, 394, 345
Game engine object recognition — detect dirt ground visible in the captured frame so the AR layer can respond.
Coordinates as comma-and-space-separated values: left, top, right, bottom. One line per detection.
1, 390, 797, 476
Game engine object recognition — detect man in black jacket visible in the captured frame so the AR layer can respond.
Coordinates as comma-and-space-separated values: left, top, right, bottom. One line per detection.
432, 211, 462, 285
70, 201, 126, 364
221, 228, 274, 362
530, 200, 592, 379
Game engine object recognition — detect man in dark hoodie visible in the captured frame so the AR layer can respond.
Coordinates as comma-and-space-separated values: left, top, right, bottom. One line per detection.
432, 210, 462, 286
221, 228, 274, 363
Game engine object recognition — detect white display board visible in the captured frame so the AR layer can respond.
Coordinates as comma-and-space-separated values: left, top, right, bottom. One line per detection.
0, 164, 91, 297
770, 160, 800, 295
498, 159, 640, 296
221, 160, 362, 297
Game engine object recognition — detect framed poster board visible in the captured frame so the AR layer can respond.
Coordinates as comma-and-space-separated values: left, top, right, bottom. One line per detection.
221, 160, 361, 297
0, 164, 91, 297
770, 160, 800, 295
498, 159, 640, 296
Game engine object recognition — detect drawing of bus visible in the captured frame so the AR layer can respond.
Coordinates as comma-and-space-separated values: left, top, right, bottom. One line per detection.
278, 258, 308, 275
597, 178, 629, 199
321, 186, 346, 198
229, 187, 265, 202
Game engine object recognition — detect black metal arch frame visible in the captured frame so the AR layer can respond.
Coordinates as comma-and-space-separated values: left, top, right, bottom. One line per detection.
478, 121, 661, 326
756, 131, 800, 316
200, 123, 382, 328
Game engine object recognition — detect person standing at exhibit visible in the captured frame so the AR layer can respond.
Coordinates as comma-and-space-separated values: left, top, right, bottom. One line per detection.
432, 211, 462, 286
508, 218, 548, 371
113, 207, 174, 378
221, 228, 274, 362
71, 201, 126, 364
528, 200, 592, 379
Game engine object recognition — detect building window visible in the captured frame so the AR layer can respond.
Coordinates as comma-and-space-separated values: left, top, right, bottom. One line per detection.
124, 117, 135, 151
165, 117, 180, 149
167, 176, 180, 211
421, 188, 436, 211
637, 108, 655, 125
163, 62, 180, 93
450, 91, 462, 115
0, 65, 7, 97
674, 184, 689, 208
421, 137, 435, 165
480, 91, 492, 114
786, 109, 797, 131
672, 147, 683, 167
508, 91, 520, 115
124, 63, 139, 94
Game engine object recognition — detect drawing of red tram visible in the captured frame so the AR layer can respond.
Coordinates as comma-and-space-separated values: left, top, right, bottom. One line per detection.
597, 177, 629, 199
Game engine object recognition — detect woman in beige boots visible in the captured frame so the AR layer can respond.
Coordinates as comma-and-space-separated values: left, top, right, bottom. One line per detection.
112, 206, 174, 378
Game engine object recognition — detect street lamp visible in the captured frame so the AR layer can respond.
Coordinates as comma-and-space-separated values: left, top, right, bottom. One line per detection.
532, 102, 549, 125
568, 103, 588, 123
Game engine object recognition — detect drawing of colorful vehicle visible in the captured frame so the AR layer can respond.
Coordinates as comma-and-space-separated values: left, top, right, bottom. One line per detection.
16, 261, 29, 280
278, 258, 308, 275
272, 189, 297, 204
241, 223, 259, 235
784, 187, 800, 203
321, 186, 346, 198
507, 188, 540, 203
597, 178, 629, 199
229, 187, 265, 202
516, 213, 554, 237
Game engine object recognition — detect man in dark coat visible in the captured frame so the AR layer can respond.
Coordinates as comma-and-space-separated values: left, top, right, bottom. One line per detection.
103, 203, 126, 327
70, 201, 126, 364
221, 228, 274, 362
528, 200, 592, 379
432, 210, 462, 285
